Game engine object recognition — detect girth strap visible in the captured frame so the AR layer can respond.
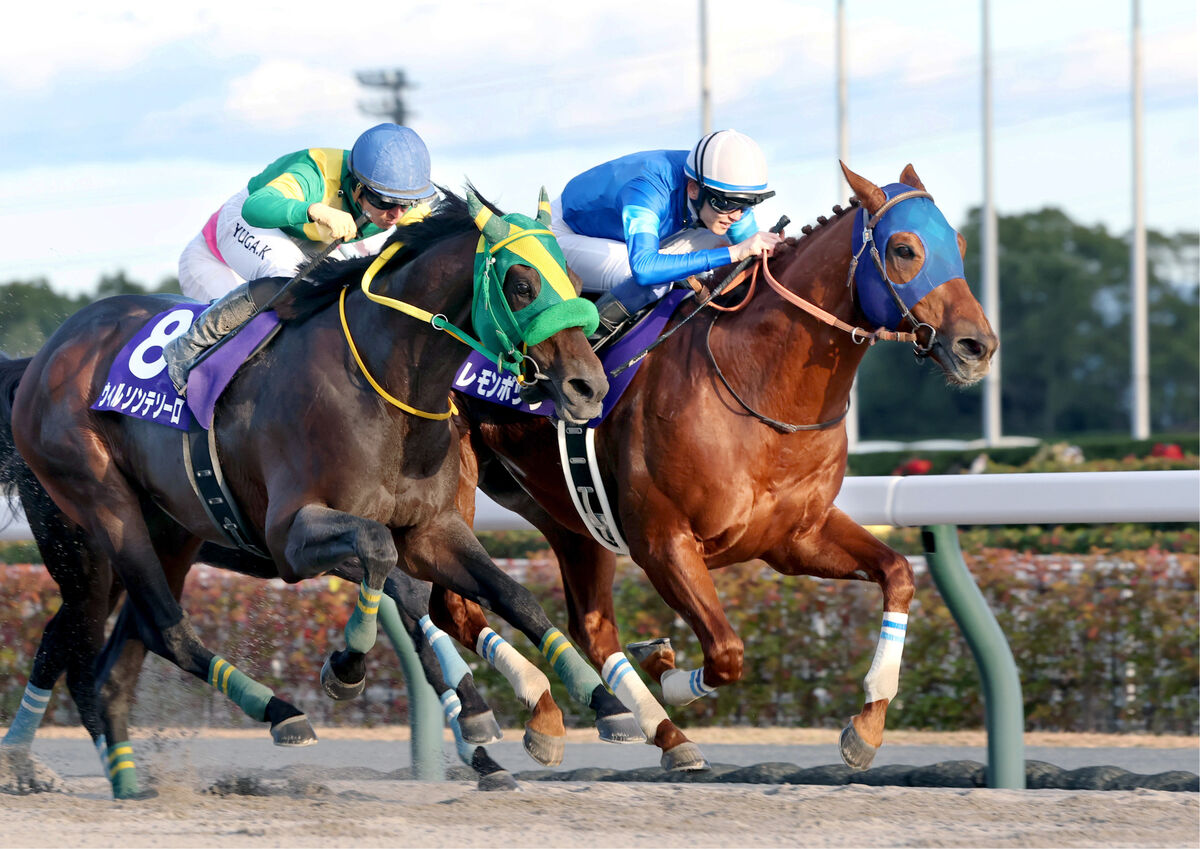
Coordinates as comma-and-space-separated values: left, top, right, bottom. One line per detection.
181, 419, 270, 559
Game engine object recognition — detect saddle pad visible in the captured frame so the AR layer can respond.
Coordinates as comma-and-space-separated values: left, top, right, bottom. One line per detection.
91, 304, 279, 431
452, 289, 692, 425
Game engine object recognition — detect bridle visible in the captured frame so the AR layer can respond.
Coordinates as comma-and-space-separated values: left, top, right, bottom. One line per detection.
704, 190, 944, 433
846, 189, 939, 358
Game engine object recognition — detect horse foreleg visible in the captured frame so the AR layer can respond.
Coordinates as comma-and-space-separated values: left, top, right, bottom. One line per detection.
405, 514, 643, 757
430, 584, 566, 766
766, 507, 914, 771
280, 504, 398, 699
373, 572, 513, 790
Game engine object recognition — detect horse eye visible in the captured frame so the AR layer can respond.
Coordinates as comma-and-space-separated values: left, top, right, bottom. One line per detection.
895, 244, 915, 259
515, 281, 533, 297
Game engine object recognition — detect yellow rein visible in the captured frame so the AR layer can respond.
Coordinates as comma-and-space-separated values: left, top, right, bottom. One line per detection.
338, 240, 458, 420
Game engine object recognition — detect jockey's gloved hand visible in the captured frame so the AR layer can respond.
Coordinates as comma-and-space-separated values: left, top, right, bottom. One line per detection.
730, 230, 784, 263
307, 203, 358, 241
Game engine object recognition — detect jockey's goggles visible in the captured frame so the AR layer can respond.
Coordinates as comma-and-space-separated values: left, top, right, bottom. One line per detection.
359, 185, 417, 212
704, 188, 773, 214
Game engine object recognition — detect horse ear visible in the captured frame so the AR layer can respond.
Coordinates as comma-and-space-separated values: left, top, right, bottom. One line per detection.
839, 161, 886, 215
899, 164, 927, 191
467, 188, 511, 243
957, 231, 968, 259
536, 187, 552, 227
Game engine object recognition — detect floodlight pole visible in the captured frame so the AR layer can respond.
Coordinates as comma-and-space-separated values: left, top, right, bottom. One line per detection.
1130, 0, 1150, 439
981, 0, 1002, 445
837, 0, 858, 449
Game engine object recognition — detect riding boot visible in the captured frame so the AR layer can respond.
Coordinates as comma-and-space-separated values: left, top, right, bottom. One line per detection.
589, 292, 633, 345
163, 285, 258, 395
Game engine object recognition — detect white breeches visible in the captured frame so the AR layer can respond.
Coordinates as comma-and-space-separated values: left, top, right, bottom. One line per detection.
178, 186, 393, 303
549, 196, 729, 294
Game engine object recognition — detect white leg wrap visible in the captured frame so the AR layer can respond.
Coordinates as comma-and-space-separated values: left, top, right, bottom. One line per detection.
660, 667, 716, 706
863, 612, 908, 703
601, 652, 670, 740
476, 627, 551, 712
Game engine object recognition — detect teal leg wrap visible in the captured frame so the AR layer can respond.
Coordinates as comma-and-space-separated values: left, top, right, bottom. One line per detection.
208, 656, 273, 721
419, 615, 471, 689
344, 582, 383, 654
539, 627, 602, 706
105, 740, 142, 799
2, 682, 52, 747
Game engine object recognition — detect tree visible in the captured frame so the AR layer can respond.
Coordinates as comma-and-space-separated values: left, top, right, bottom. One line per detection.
0, 279, 86, 357
855, 208, 1198, 440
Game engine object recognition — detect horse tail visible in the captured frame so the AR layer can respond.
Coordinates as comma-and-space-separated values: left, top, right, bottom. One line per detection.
0, 352, 34, 501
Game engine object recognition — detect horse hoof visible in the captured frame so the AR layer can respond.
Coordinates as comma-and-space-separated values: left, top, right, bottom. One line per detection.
320, 657, 365, 701
595, 711, 644, 744
523, 726, 564, 767
458, 710, 503, 745
839, 721, 877, 771
271, 714, 319, 747
477, 770, 518, 792
660, 741, 710, 772
626, 637, 672, 665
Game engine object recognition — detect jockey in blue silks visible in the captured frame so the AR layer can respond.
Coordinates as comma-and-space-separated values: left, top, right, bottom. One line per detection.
549, 129, 785, 340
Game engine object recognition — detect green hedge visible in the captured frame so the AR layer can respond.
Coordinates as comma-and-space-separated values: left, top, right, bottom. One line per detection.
1, 546, 1195, 735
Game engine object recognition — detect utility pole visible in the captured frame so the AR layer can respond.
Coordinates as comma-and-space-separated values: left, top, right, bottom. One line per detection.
699, 0, 712, 135
356, 69, 412, 125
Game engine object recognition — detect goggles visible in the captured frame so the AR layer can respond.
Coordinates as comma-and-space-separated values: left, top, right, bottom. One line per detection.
359, 185, 416, 212
705, 190, 763, 215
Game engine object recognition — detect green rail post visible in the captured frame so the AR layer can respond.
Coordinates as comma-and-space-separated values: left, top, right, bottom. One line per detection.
922, 524, 1026, 789
378, 596, 445, 781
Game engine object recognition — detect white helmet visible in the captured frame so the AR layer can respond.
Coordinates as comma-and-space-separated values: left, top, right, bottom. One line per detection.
684, 129, 774, 204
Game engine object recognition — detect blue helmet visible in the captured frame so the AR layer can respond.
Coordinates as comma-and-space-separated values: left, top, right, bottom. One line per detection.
348, 123, 436, 201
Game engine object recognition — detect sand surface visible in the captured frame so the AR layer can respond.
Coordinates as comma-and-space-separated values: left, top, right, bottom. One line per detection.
3, 727, 1197, 848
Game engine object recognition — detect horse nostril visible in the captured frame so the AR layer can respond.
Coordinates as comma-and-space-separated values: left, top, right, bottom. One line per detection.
568, 377, 597, 402
955, 337, 985, 361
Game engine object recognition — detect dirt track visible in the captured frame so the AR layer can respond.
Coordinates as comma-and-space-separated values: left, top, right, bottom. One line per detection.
3, 728, 1198, 848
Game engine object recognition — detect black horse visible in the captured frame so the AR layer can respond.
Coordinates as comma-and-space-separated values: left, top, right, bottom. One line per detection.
2, 189, 642, 798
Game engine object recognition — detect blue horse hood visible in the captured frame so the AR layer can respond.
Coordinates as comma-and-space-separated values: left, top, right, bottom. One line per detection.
851, 183, 965, 330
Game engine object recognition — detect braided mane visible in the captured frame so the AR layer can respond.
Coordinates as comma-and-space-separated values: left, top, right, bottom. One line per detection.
772, 196, 860, 261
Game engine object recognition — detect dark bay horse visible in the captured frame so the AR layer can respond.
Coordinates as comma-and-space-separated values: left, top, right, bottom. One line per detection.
3, 189, 644, 797
440, 164, 998, 770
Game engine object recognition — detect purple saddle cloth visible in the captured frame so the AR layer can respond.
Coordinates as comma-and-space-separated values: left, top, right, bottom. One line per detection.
452, 289, 691, 425
91, 303, 280, 431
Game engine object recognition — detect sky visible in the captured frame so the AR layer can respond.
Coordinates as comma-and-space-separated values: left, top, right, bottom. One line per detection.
0, 0, 1195, 298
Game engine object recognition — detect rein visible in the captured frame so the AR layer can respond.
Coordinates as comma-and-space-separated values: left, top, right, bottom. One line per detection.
339, 240, 505, 420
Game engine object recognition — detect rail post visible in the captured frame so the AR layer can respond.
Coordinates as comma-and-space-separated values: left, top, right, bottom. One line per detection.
922, 523, 1026, 789
378, 597, 445, 780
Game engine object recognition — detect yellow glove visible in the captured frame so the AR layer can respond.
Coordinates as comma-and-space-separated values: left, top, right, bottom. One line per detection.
307, 203, 358, 241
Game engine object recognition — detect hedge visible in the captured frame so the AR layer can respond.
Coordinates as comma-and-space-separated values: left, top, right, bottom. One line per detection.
1, 546, 1195, 736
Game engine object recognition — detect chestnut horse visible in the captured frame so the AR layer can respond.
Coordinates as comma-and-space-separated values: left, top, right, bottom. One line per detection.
3, 190, 649, 797
439, 164, 998, 770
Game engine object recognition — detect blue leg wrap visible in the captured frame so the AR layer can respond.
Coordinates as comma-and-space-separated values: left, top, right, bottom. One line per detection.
440, 689, 475, 764
2, 682, 53, 747
419, 615, 471, 689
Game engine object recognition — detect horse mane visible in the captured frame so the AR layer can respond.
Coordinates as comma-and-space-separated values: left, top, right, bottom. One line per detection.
771, 196, 861, 262
275, 185, 501, 321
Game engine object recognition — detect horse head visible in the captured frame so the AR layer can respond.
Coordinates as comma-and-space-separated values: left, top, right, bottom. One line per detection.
840, 162, 997, 386
467, 188, 607, 423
